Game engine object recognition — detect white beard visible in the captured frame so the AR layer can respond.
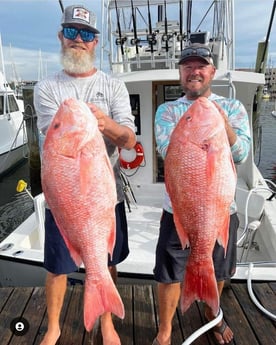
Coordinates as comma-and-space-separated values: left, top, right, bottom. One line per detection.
60, 47, 96, 74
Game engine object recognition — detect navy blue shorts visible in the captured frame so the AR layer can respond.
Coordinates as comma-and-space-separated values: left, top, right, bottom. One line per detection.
153, 210, 239, 283
44, 201, 129, 274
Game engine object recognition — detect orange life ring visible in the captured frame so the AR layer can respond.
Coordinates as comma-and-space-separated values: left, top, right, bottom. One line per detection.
119, 142, 145, 170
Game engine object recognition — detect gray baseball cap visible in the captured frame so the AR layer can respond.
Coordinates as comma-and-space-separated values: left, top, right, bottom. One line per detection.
61, 5, 100, 34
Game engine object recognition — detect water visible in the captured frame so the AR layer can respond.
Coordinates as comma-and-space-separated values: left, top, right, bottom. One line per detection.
0, 101, 276, 242
0, 160, 33, 241
255, 100, 276, 183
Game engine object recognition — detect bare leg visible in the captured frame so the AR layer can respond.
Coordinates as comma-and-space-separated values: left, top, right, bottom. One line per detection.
154, 282, 181, 345
205, 280, 234, 344
101, 265, 121, 345
40, 273, 67, 345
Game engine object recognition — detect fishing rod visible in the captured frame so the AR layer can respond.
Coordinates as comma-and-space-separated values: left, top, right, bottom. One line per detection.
147, 0, 156, 66
58, 0, 64, 13
130, 0, 140, 67
114, 0, 126, 60
258, 0, 276, 73
162, 0, 170, 67
163, 0, 169, 53
186, 0, 192, 41
178, 0, 183, 51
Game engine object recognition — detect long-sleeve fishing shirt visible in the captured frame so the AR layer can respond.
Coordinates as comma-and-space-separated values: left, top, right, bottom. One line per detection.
34, 69, 135, 203
155, 93, 251, 214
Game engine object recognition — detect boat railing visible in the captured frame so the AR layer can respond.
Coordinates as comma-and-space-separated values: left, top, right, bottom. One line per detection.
33, 193, 46, 250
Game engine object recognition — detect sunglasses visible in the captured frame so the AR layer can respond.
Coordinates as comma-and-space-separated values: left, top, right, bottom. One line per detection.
62, 27, 96, 42
181, 47, 212, 59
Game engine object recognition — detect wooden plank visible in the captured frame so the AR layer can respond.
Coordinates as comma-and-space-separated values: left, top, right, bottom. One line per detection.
231, 283, 275, 345
58, 285, 86, 345
0, 282, 275, 345
0, 287, 33, 345
133, 285, 157, 345
33, 284, 75, 345
178, 302, 211, 345
0, 286, 13, 310
115, 284, 134, 344
220, 284, 259, 345
9, 287, 46, 345
244, 282, 276, 343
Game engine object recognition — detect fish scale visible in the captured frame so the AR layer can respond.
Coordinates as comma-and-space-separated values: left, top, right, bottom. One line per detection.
165, 97, 236, 316
41, 98, 124, 331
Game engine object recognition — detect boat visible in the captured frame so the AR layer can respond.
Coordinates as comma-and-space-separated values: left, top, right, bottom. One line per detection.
271, 98, 276, 117
0, 71, 27, 176
0, 0, 276, 289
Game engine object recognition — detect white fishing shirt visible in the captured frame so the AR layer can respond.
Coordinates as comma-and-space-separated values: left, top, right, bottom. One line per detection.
34, 69, 135, 203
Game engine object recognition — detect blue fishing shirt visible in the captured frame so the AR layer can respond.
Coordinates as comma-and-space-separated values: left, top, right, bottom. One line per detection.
155, 93, 251, 214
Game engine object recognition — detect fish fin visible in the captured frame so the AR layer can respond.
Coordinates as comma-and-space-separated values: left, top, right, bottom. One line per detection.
83, 276, 125, 331
55, 220, 83, 266
79, 148, 94, 195
217, 214, 230, 256
173, 213, 190, 249
181, 259, 219, 316
107, 216, 116, 260
206, 148, 216, 180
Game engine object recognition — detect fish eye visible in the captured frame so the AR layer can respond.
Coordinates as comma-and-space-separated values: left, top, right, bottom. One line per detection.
54, 122, 60, 129
185, 114, 192, 121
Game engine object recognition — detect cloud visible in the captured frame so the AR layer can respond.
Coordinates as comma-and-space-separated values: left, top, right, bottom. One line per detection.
2, 45, 60, 82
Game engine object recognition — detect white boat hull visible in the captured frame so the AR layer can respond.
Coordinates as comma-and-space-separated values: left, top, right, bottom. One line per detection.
1, 0, 276, 286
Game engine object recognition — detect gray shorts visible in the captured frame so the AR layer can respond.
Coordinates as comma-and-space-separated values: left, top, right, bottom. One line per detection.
153, 210, 239, 283
44, 201, 129, 274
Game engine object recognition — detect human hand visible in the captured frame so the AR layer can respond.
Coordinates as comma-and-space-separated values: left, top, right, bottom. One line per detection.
212, 101, 228, 124
87, 103, 107, 132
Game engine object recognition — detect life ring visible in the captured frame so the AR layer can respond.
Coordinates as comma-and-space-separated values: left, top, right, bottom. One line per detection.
119, 142, 145, 170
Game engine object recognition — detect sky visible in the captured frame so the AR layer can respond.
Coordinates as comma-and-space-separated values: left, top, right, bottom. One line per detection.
0, 0, 276, 82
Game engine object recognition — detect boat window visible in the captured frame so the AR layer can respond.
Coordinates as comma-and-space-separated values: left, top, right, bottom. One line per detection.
130, 94, 141, 135
164, 85, 183, 101
8, 94, 19, 112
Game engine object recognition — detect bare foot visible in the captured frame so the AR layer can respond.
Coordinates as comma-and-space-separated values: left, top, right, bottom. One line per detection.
39, 328, 60, 345
152, 334, 171, 345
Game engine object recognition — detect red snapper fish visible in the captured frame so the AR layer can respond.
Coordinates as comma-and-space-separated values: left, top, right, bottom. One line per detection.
41, 98, 124, 331
164, 97, 236, 316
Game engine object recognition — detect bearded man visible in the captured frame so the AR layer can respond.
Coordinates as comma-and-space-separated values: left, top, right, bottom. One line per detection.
34, 5, 136, 345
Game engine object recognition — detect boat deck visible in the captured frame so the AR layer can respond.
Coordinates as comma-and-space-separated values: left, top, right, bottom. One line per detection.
0, 280, 275, 344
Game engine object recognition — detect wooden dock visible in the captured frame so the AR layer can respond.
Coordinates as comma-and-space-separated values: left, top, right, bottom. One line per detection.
0, 280, 275, 344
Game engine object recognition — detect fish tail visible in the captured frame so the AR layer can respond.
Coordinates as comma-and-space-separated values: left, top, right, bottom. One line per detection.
181, 259, 219, 316
83, 276, 125, 331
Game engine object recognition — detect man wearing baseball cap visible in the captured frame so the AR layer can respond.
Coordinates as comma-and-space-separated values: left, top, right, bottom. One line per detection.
34, 4, 136, 345
152, 42, 251, 345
